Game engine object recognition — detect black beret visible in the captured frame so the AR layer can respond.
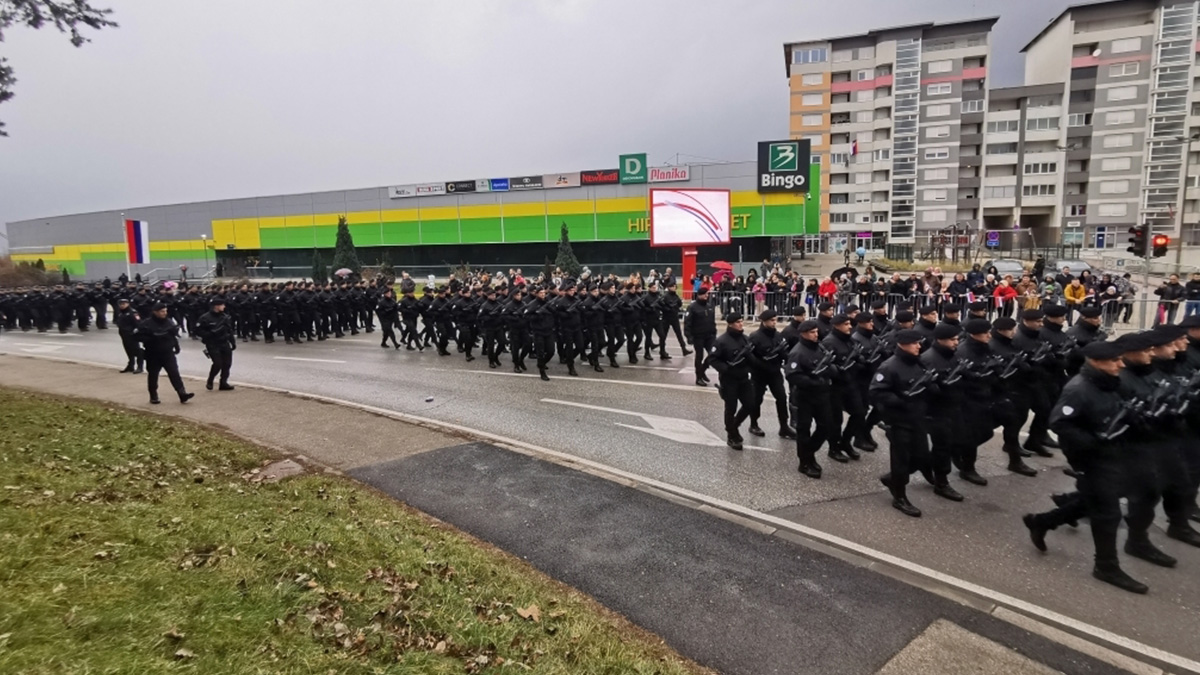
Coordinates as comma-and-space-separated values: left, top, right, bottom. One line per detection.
1022, 309, 1044, 321
798, 320, 821, 332
117, 297, 130, 304
964, 318, 991, 335
855, 313, 875, 325
895, 310, 915, 323
919, 305, 939, 316
599, 281, 614, 291
726, 312, 744, 323
818, 302, 835, 311
933, 324, 960, 340
759, 309, 778, 321
1146, 325, 1186, 346
845, 304, 860, 314
831, 314, 851, 325
210, 297, 226, 306
1043, 304, 1068, 318
1078, 306, 1102, 319
696, 286, 710, 295
1099, 337, 1142, 358
942, 304, 961, 314
894, 329, 924, 345
992, 317, 1017, 331
968, 301, 988, 312
1181, 315, 1200, 328
870, 300, 887, 310
792, 306, 807, 316
150, 302, 167, 311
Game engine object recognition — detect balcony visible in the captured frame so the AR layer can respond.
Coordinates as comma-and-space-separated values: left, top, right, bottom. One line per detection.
959, 155, 983, 167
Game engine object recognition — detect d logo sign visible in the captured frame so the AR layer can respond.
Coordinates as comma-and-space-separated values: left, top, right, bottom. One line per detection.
619, 153, 647, 184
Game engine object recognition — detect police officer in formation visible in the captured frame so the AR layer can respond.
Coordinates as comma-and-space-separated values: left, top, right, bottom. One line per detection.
707, 312, 756, 450
135, 301, 194, 405
115, 297, 144, 374
195, 297, 236, 391
1022, 322, 1200, 594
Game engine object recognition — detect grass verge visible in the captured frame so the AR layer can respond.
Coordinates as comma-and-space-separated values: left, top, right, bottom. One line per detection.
0, 389, 706, 674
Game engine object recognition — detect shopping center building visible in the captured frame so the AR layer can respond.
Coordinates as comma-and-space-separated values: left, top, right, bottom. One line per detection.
7, 159, 819, 281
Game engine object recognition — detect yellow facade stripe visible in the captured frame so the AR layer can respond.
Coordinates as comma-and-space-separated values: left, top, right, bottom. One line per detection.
546, 200, 593, 216
313, 213, 339, 226
762, 192, 805, 206
501, 202, 545, 218
594, 197, 646, 214
346, 211, 380, 225
731, 192, 762, 208
459, 204, 502, 219
379, 209, 418, 223
258, 216, 285, 229
212, 220, 235, 248
285, 214, 313, 227
418, 206, 458, 221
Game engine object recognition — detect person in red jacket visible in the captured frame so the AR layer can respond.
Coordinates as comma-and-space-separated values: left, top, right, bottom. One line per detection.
818, 277, 838, 303
993, 278, 1018, 318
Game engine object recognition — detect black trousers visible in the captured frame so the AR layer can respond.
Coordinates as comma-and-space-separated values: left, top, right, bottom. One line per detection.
1024, 382, 1054, 448
926, 408, 963, 483
206, 345, 233, 386
642, 322, 657, 353
533, 333, 555, 371
379, 319, 399, 347
587, 327, 606, 363
626, 323, 643, 357
793, 386, 833, 465
751, 371, 788, 429
146, 354, 186, 398
120, 335, 142, 367
959, 403, 991, 473
692, 335, 715, 378
663, 315, 687, 351
885, 424, 932, 491
561, 328, 584, 365
720, 375, 756, 438
1031, 464, 1126, 567
837, 383, 869, 449
401, 318, 419, 346
510, 332, 528, 367
1127, 441, 1195, 535
605, 325, 625, 359
482, 327, 503, 363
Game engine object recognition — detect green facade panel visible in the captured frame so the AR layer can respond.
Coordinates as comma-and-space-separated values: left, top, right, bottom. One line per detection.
419, 220, 459, 245
381, 221, 420, 245
345, 224, 379, 247
259, 228, 288, 249
502, 216, 548, 243
460, 218, 503, 244
595, 211, 645, 241
552, 214, 596, 242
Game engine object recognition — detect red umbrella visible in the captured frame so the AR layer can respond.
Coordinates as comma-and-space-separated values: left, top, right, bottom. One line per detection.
710, 261, 733, 271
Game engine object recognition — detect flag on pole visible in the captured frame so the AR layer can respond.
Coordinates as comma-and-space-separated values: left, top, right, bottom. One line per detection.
851, 140, 858, 156
124, 219, 150, 264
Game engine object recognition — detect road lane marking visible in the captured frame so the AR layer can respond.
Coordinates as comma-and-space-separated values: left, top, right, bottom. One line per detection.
11, 343, 65, 354
425, 367, 712, 393
618, 364, 680, 371
542, 398, 778, 451
273, 356, 346, 364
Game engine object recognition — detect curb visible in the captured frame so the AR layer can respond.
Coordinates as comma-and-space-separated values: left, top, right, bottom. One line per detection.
1, 350, 1194, 675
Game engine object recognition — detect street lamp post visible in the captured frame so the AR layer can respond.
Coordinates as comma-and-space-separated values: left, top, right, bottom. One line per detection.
200, 234, 210, 276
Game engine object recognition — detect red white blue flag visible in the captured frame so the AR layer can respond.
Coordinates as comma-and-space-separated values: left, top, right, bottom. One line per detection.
124, 219, 150, 264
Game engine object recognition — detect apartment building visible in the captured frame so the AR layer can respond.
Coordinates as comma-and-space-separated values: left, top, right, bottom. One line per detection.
784, 17, 998, 247
1020, 0, 1200, 248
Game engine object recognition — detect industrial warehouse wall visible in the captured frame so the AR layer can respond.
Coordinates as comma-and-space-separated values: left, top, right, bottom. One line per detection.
7, 161, 820, 280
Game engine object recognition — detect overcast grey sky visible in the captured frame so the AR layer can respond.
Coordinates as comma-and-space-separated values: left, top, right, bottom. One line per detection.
0, 0, 1071, 246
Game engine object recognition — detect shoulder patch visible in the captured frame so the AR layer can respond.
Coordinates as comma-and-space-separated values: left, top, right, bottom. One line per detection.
875, 373, 885, 382
790, 362, 797, 369
1061, 405, 1074, 416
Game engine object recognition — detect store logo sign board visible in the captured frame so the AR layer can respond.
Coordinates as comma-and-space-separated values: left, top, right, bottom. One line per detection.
489, 178, 510, 192
543, 172, 581, 189
649, 165, 690, 183
757, 140, 811, 193
619, 153, 647, 184
580, 169, 620, 185
510, 175, 544, 190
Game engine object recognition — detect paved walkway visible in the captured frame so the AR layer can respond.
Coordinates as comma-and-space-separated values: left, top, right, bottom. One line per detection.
0, 356, 1164, 674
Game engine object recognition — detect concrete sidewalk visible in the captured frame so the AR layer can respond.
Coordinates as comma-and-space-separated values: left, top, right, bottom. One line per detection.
0, 355, 1156, 674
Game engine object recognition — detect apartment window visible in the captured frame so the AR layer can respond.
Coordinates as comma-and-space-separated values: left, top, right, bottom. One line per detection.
928, 59, 953, 74
873, 148, 891, 161
801, 73, 822, 86
1068, 204, 1087, 216
830, 193, 849, 204
1111, 37, 1141, 54
857, 69, 872, 81
830, 152, 849, 165
1102, 133, 1134, 148
793, 47, 828, 64
856, 110, 873, 123
1067, 113, 1092, 127
926, 82, 952, 96
1025, 117, 1060, 131
924, 147, 950, 160
801, 113, 823, 126
1100, 157, 1132, 171
922, 210, 948, 223
986, 120, 1019, 133
1099, 179, 1130, 194
855, 193, 871, 203
1023, 162, 1057, 175
831, 213, 850, 223
984, 185, 1016, 198
856, 214, 871, 224
924, 168, 949, 181
801, 93, 823, 106
855, 172, 871, 184
872, 212, 888, 223
1109, 62, 1139, 77
924, 189, 948, 201
858, 46, 875, 60
1022, 184, 1056, 196
1098, 203, 1128, 217
856, 89, 874, 103
803, 133, 823, 147
1106, 86, 1138, 102
961, 99, 984, 114
926, 125, 950, 138
832, 49, 852, 63
1105, 110, 1135, 125
986, 143, 1018, 154
926, 103, 951, 117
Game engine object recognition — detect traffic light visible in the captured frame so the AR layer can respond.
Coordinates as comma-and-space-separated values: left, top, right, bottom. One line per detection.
1152, 233, 1170, 257
1127, 226, 1147, 256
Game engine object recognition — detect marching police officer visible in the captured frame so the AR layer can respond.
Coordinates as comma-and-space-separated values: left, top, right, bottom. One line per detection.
821, 314, 860, 463
870, 329, 937, 517
195, 297, 236, 391
919, 323, 967, 502
115, 298, 143, 374
135, 302, 194, 405
954, 318, 998, 486
685, 287, 717, 386
785, 319, 834, 479
708, 312, 757, 450
747, 310, 796, 440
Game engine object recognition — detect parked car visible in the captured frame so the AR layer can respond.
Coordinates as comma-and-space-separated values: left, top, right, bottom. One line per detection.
982, 258, 1028, 277
1049, 259, 1095, 278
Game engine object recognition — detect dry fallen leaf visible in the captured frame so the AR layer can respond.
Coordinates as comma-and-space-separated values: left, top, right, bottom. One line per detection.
174, 648, 195, 660
52, 583, 66, 594
434, 640, 447, 653
163, 627, 186, 641
516, 604, 541, 623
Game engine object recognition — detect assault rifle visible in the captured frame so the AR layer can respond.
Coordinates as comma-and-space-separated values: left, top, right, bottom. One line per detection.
1097, 399, 1144, 441
811, 347, 837, 376
861, 339, 889, 367
903, 369, 938, 398
1028, 341, 1056, 366
837, 343, 864, 372
998, 352, 1026, 380
940, 360, 970, 387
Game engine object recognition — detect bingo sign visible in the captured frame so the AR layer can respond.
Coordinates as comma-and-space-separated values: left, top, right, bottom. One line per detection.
986, 231, 1000, 248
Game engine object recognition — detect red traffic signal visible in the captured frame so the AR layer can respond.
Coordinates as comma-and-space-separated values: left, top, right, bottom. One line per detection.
1152, 234, 1170, 257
